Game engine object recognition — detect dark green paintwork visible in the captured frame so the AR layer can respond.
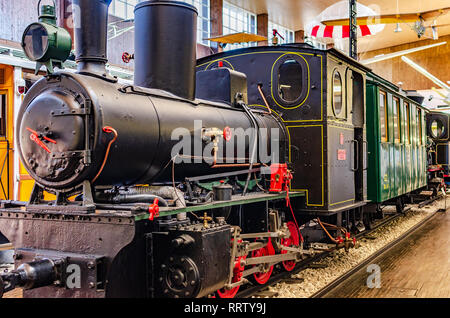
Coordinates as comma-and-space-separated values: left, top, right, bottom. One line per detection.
366, 73, 427, 203
134, 191, 306, 221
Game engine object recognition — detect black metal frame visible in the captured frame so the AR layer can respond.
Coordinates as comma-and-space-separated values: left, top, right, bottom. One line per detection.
349, 0, 358, 60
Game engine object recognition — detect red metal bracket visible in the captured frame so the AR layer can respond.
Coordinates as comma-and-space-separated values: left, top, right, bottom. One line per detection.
269, 163, 292, 193
148, 198, 160, 221
26, 127, 56, 153
122, 52, 134, 64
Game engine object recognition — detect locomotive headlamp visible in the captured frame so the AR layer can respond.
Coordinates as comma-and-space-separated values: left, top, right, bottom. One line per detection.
21, 0, 72, 74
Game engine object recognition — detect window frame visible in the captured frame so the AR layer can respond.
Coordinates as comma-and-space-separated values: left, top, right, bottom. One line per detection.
223, 1, 257, 50
268, 21, 295, 45
109, 0, 137, 20
417, 108, 423, 145
271, 54, 309, 109
181, 0, 211, 46
405, 102, 411, 145
393, 96, 401, 143
109, 0, 211, 45
379, 90, 388, 142
430, 118, 445, 139
331, 69, 344, 118
0, 91, 7, 138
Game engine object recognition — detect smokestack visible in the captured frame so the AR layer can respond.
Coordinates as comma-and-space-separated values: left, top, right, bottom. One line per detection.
134, 1, 198, 100
72, 0, 112, 76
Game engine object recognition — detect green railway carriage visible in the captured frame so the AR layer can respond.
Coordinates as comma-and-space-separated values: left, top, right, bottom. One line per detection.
366, 73, 428, 205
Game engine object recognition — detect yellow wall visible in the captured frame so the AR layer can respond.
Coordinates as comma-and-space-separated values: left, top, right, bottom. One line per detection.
0, 65, 54, 202
0, 64, 14, 200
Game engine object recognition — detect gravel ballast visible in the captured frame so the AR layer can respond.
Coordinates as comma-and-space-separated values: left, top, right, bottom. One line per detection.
265, 197, 447, 298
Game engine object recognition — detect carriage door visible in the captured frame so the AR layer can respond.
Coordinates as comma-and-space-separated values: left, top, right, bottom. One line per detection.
351, 70, 365, 202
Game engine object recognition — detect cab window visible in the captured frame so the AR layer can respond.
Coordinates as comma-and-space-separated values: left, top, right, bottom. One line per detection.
278, 59, 303, 103
431, 118, 445, 139
332, 70, 343, 116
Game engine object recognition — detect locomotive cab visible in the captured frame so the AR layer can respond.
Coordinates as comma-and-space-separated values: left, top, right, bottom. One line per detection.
197, 46, 370, 216
427, 111, 450, 189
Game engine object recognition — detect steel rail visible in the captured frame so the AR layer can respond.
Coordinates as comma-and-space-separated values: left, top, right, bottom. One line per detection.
310, 210, 440, 298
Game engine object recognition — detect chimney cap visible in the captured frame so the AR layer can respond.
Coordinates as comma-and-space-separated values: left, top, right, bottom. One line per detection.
135, 0, 198, 14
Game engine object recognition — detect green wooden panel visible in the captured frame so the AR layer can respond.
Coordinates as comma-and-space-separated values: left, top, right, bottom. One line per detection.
366, 76, 428, 204
366, 83, 381, 202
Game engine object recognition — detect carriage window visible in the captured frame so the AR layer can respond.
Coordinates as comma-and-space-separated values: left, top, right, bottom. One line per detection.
278, 59, 303, 102
431, 119, 445, 139
0, 93, 6, 137
393, 97, 400, 143
417, 109, 423, 145
405, 102, 411, 144
332, 70, 343, 116
379, 91, 388, 142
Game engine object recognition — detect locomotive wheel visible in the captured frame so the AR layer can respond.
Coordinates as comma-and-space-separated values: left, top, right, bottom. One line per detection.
251, 238, 275, 285
396, 197, 405, 214
281, 221, 300, 272
216, 255, 246, 298
217, 239, 245, 299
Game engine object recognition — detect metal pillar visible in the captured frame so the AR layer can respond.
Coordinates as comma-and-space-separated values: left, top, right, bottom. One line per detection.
349, 0, 357, 60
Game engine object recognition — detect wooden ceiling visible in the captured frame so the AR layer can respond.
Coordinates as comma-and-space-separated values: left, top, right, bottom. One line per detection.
225, 0, 450, 52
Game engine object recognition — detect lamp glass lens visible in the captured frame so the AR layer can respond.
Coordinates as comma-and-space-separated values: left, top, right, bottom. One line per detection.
23, 24, 49, 61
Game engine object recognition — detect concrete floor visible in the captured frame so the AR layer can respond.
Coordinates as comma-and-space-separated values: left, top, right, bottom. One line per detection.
325, 210, 450, 298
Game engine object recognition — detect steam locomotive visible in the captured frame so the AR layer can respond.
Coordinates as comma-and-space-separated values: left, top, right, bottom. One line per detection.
0, 0, 443, 298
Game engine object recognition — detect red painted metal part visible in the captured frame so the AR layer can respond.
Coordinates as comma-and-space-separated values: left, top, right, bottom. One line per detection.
148, 198, 160, 221
26, 127, 57, 144
29, 133, 51, 153
252, 238, 275, 285
122, 52, 134, 63
269, 163, 291, 193
281, 221, 300, 272
26, 127, 57, 154
223, 126, 232, 142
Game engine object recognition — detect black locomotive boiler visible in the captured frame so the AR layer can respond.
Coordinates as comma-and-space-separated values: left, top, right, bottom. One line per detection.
0, 0, 299, 298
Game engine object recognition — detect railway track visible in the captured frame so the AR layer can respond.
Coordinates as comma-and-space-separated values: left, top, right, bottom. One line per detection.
236, 197, 443, 299
236, 213, 402, 298
310, 210, 439, 298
